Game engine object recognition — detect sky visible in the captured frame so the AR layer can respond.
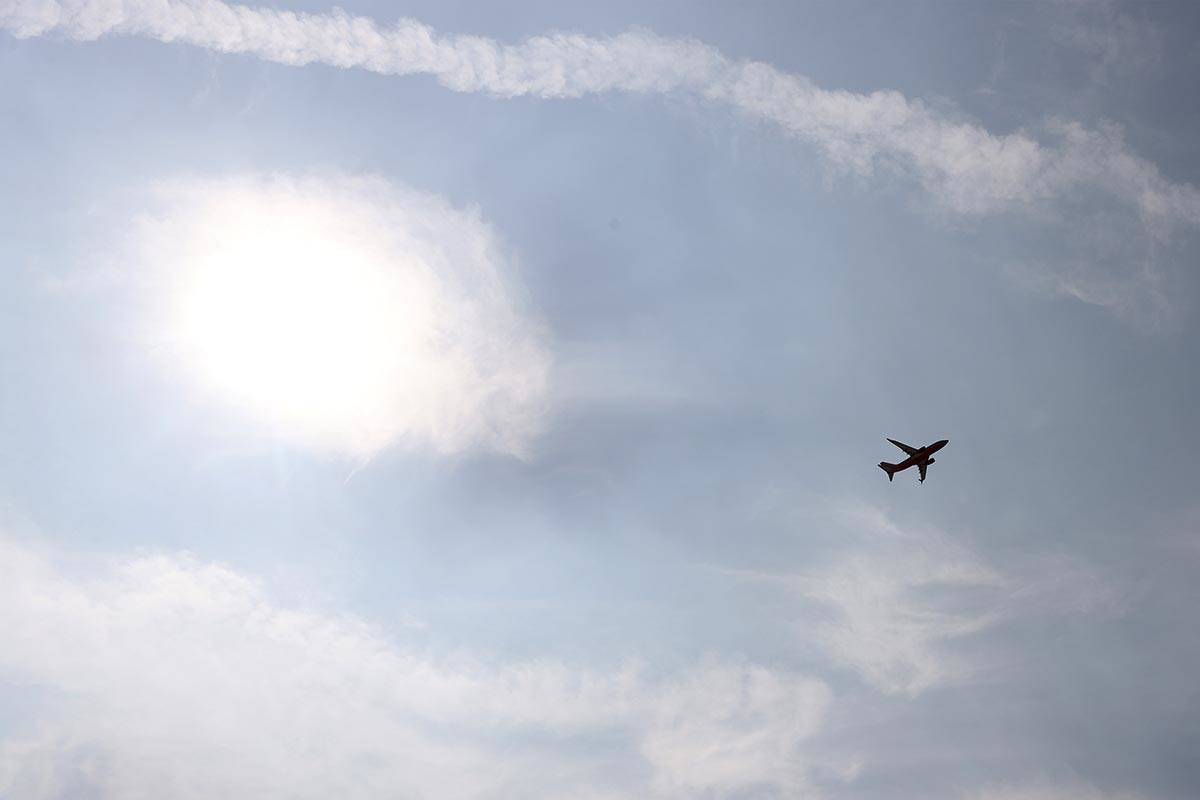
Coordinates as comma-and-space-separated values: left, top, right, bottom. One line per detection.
1, 1, 1199, 798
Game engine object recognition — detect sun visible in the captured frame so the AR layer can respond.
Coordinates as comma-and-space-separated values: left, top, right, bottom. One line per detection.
166, 184, 437, 455
139, 174, 548, 458
180, 233, 400, 424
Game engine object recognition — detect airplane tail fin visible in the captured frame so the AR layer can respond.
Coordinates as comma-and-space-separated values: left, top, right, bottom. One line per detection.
878, 462, 898, 482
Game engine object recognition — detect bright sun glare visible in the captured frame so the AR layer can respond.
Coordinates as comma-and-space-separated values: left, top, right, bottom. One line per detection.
144, 175, 547, 458
171, 194, 433, 453
184, 238, 393, 411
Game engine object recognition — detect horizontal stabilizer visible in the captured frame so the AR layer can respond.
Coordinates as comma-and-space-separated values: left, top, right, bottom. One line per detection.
878, 462, 898, 482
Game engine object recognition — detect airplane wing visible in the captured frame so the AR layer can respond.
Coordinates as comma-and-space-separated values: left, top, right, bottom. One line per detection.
918, 461, 928, 482
887, 438, 919, 456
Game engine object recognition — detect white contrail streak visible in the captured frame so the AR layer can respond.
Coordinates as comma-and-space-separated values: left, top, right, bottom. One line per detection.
4, 0, 1199, 320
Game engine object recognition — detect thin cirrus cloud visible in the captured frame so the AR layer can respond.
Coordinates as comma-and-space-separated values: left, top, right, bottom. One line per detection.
797, 505, 1007, 697
718, 504, 1006, 697
801, 551, 1005, 697
966, 783, 1148, 800
731, 504, 1121, 697
0, 535, 836, 799
4, 0, 1200, 323
120, 172, 550, 459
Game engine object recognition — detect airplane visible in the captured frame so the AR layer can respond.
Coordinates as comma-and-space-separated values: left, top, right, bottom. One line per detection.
878, 438, 949, 483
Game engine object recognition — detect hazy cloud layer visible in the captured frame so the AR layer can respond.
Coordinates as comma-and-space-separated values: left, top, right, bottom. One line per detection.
0, 535, 834, 799
4, 0, 1199, 321
119, 172, 549, 458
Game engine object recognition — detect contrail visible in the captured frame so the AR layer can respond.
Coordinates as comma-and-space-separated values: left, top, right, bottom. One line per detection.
4, 0, 1199, 320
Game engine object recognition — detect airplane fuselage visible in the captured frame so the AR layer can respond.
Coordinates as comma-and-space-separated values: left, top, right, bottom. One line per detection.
894, 439, 947, 471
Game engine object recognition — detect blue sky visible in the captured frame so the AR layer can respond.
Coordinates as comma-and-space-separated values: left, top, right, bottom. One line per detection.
1, 1, 1199, 798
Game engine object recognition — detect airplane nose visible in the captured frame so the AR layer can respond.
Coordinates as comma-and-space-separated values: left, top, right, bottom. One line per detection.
937, 439, 949, 447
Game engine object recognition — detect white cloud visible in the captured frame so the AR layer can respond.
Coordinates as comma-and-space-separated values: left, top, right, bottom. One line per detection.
720, 505, 1008, 696
733, 505, 1126, 697
121, 172, 550, 459
1005, 256, 1173, 331
644, 661, 831, 797
966, 781, 1148, 800
797, 506, 1007, 696
4, 0, 1199, 321
1051, 0, 1164, 81
802, 553, 1002, 697
0, 536, 832, 798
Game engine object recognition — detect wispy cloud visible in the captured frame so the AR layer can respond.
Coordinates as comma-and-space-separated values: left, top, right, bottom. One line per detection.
1051, 0, 1165, 82
728, 504, 1124, 697
966, 781, 1148, 800
720, 506, 1007, 696
798, 506, 1008, 696
4, 0, 1199, 322
0, 535, 834, 798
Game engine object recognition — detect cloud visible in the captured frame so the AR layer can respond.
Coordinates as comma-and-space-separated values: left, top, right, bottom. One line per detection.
117, 172, 550, 459
966, 781, 1148, 800
730, 505, 1124, 698
720, 505, 1008, 696
797, 506, 1008, 696
1050, 0, 1164, 81
4, 0, 1199, 322
0, 536, 833, 798
644, 662, 832, 797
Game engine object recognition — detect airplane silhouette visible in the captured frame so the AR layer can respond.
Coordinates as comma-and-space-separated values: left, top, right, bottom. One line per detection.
878, 438, 949, 483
